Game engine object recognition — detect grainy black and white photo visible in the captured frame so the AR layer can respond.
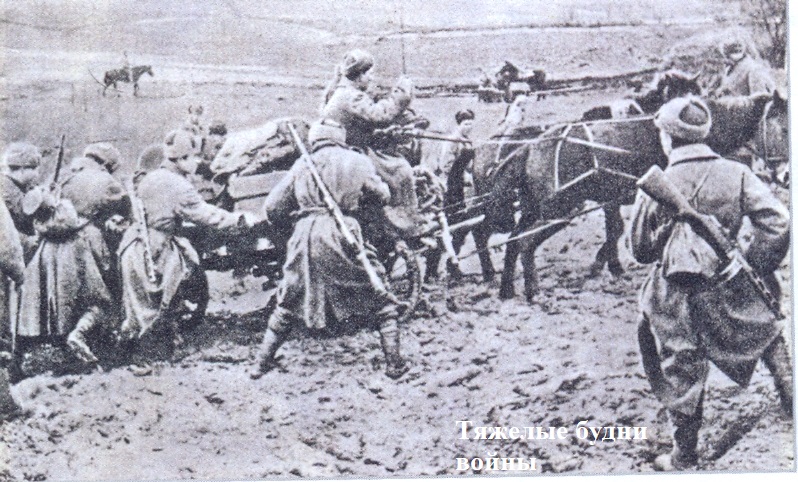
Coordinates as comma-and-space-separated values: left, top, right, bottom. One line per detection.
0, 0, 793, 479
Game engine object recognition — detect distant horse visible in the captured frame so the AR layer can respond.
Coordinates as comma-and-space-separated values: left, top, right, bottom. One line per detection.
470, 78, 776, 301
103, 65, 154, 96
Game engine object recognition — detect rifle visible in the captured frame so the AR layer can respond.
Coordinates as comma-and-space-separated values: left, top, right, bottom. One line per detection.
54, 134, 65, 178
636, 165, 783, 318
50, 134, 66, 199
286, 123, 401, 306
127, 165, 157, 285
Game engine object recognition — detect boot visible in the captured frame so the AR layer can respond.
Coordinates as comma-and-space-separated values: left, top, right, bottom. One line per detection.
379, 319, 408, 380
250, 328, 285, 380
762, 335, 794, 417
653, 407, 701, 471
67, 308, 99, 364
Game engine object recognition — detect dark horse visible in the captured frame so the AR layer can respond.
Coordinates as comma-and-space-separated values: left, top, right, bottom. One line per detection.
103, 65, 154, 96
469, 73, 777, 301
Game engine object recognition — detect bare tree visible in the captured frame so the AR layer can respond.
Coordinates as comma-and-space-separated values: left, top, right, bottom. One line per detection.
742, 0, 787, 67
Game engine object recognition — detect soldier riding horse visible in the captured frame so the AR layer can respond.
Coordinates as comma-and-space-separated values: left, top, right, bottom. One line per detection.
103, 65, 154, 97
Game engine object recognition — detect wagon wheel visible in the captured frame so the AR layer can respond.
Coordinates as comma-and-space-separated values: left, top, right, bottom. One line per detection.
383, 242, 422, 324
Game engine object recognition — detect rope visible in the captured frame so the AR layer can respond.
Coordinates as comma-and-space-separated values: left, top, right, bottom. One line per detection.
455, 198, 622, 261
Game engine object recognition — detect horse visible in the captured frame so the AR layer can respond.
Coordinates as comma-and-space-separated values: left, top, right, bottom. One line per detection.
103, 65, 154, 96
470, 79, 777, 301
753, 90, 789, 187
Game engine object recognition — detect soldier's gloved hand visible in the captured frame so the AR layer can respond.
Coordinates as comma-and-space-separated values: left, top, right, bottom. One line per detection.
104, 214, 129, 234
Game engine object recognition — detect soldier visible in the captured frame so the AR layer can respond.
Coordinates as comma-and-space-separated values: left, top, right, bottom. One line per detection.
251, 120, 408, 380
423, 109, 476, 282
630, 96, 792, 471
16, 177, 117, 366
118, 129, 256, 361
62, 143, 131, 309
0, 198, 24, 420
321, 49, 421, 238
715, 39, 775, 97
1, 142, 41, 260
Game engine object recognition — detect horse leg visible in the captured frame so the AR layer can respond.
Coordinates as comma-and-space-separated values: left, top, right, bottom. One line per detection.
519, 237, 539, 304
589, 204, 625, 277
134, 82, 139, 97
472, 223, 495, 283
424, 245, 442, 284
519, 218, 570, 303
499, 207, 537, 300
445, 227, 468, 280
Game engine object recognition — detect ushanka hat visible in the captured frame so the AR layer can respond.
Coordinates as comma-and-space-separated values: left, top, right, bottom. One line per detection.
340, 49, 374, 79
654, 96, 712, 143
84, 142, 121, 173
2, 142, 41, 168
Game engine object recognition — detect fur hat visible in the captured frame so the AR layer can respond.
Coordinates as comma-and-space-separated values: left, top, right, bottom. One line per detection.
654, 96, 712, 143
455, 109, 475, 124
308, 119, 346, 145
340, 50, 375, 79
2, 142, 41, 168
83, 142, 121, 173
163, 129, 198, 160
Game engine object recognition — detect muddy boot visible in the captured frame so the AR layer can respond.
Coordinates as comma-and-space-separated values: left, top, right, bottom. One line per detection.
654, 408, 701, 471
67, 308, 99, 365
0, 361, 22, 422
762, 335, 793, 417
379, 319, 408, 380
251, 328, 286, 380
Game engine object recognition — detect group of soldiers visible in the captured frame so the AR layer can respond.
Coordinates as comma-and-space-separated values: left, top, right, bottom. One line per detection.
0, 48, 478, 417
0, 39, 792, 473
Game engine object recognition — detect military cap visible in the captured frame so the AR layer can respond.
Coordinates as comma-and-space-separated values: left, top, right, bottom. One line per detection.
308, 119, 346, 146
163, 129, 198, 160
455, 109, 475, 124
84, 142, 121, 173
340, 49, 375, 79
654, 96, 712, 143
2, 142, 41, 168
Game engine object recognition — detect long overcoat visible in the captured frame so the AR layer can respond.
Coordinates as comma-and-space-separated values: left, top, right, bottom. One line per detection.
118, 163, 244, 336
631, 143, 789, 416
261, 142, 392, 330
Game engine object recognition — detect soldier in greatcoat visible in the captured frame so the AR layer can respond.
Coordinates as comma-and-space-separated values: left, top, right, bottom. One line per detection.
16, 143, 129, 366
64, 143, 132, 304
0, 198, 24, 420
423, 109, 476, 281
118, 129, 255, 361
321, 49, 422, 238
715, 39, 776, 97
1, 143, 41, 345
1, 142, 41, 261
251, 120, 408, 380
630, 96, 792, 471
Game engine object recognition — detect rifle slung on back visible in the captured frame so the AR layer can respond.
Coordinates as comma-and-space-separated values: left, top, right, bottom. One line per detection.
636, 166, 783, 318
